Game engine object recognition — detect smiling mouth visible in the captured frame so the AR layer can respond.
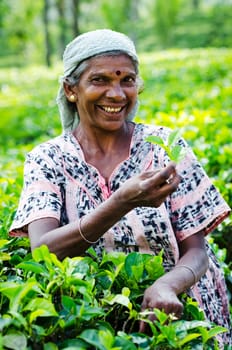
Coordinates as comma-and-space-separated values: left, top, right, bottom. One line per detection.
99, 106, 124, 113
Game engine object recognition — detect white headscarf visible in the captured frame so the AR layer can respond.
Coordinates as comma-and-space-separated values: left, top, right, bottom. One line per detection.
56, 29, 139, 131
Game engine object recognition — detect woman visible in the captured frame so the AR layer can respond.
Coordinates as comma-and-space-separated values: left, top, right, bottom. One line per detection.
10, 29, 231, 346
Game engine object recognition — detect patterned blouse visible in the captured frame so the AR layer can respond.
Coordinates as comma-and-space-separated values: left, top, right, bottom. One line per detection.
10, 122, 231, 346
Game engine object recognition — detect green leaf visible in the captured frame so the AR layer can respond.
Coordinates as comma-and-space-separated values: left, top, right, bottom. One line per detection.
145, 128, 187, 163
96, 271, 114, 290
153, 308, 170, 325
101, 251, 126, 267
197, 325, 209, 343
178, 333, 201, 346
183, 297, 205, 320
43, 343, 59, 350
17, 261, 49, 275
0, 251, 11, 261
144, 254, 164, 280
0, 317, 12, 332
122, 287, 130, 297
76, 304, 105, 321
103, 293, 132, 310
167, 129, 182, 148
8, 311, 28, 328
170, 145, 186, 162
175, 319, 212, 333
99, 329, 115, 349
124, 252, 145, 280
145, 135, 165, 146
24, 298, 58, 322
3, 331, 27, 350
114, 335, 138, 350
0, 281, 40, 312
61, 295, 77, 313
0, 239, 10, 248
59, 338, 88, 350
79, 329, 114, 350
32, 244, 51, 262
207, 325, 228, 338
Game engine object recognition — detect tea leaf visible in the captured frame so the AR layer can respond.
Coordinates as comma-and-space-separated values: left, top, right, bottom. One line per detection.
43, 343, 59, 350
79, 329, 114, 350
146, 135, 165, 146
2, 331, 27, 350
24, 297, 58, 322
17, 261, 48, 275
178, 333, 201, 346
170, 144, 186, 163
207, 326, 228, 338
167, 129, 182, 148
145, 128, 187, 163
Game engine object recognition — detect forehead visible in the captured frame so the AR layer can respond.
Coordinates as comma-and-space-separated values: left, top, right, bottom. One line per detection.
84, 54, 136, 74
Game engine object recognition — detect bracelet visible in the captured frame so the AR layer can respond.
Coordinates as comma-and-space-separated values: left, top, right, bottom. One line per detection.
175, 265, 197, 285
78, 216, 99, 244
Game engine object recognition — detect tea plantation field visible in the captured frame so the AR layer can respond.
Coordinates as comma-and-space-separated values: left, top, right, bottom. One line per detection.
0, 48, 232, 349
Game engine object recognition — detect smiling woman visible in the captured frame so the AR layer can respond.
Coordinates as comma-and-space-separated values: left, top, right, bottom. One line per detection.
9, 29, 231, 348
63, 54, 138, 135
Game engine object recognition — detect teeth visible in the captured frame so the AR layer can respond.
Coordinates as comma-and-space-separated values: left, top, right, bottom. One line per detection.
102, 106, 122, 113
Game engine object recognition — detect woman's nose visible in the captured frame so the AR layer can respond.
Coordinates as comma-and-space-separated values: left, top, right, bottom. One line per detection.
106, 83, 126, 100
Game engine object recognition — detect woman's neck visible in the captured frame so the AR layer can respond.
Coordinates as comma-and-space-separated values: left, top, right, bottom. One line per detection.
73, 122, 134, 181
74, 122, 133, 155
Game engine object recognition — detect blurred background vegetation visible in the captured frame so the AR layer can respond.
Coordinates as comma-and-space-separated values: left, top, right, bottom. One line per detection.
0, 0, 232, 302
0, 0, 232, 67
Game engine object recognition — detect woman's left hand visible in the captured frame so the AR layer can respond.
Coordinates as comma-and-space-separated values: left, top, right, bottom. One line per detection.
139, 230, 208, 333
139, 280, 183, 333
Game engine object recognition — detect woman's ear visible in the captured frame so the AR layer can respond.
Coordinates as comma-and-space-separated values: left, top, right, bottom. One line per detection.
63, 82, 77, 102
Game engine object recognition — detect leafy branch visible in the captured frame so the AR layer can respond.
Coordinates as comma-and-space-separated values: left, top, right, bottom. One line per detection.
145, 129, 187, 163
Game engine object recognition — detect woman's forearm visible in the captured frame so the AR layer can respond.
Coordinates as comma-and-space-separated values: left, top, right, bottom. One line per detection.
37, 190, 132, 259
156, 247, 209, 295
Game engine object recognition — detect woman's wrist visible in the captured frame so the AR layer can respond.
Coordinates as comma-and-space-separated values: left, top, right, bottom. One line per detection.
76, 192, 133, 245
155, 265, 197, 296
174, 265, 197, 285
112, 188, 135, 212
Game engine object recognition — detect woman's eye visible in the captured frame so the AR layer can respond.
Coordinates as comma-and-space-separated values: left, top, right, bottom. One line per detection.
91, 76, 105, 83
123, 76, 136, 84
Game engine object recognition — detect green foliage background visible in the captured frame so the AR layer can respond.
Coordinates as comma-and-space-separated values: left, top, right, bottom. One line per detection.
0, 0, 232, 66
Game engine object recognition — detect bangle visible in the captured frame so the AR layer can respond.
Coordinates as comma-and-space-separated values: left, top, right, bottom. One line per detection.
78, 216, 99, 244
175, 265, 197, 285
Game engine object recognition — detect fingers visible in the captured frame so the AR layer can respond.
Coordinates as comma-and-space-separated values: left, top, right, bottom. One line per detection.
146, 302, 183, 319
140, 285, 184, 331
139, 163, 181, 192
139, 304, 183, 335
139, 320, 146, 333
119, 162, 181, 209
139, 303, 183, 333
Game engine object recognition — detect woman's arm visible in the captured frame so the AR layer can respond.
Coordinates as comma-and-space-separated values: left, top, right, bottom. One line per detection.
28, 189, 133, 259
29, 162, 180, 259
139, 230, 209, 331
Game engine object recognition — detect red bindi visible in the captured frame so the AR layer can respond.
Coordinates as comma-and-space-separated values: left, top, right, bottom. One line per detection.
115, 70, 121, 76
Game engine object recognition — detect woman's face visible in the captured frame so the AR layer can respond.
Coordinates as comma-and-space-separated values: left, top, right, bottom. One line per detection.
73, 54, 138, 131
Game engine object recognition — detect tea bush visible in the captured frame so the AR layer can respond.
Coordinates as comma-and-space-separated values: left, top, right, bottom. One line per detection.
0, 240, 229, 349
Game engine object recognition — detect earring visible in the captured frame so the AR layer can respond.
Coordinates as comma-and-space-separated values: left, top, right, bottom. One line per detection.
69, 94, 76, 102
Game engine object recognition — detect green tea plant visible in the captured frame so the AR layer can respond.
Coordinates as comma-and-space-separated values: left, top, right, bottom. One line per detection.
145, 129, 187, 163
0, 239, 228, 349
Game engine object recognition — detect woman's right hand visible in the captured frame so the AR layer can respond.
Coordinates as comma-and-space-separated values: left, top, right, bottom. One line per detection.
117, 162, 181, 209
